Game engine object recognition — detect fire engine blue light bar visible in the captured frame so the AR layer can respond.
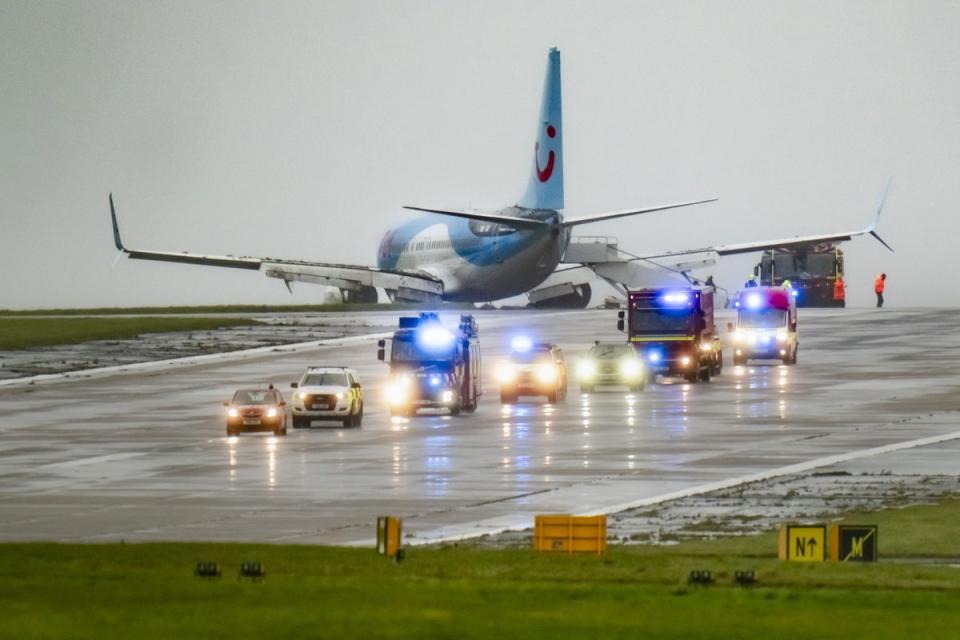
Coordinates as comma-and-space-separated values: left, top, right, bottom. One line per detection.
661, 292, 691, 305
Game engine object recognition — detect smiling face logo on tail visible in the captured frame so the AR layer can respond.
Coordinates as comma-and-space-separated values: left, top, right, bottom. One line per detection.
519, 48, 563, 210
535, 124, 557, 183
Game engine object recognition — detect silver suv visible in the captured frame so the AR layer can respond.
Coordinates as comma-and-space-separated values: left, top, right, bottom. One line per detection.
290, 367, 363, 428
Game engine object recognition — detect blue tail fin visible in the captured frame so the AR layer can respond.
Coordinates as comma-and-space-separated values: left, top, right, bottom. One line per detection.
518, 48, 563, 211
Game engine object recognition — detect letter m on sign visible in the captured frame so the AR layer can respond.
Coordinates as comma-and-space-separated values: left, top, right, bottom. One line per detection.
850, 536, 864, 558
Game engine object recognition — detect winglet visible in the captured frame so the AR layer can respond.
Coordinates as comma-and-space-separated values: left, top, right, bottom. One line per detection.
109, 193, 126, 252
866, 178, 893, 252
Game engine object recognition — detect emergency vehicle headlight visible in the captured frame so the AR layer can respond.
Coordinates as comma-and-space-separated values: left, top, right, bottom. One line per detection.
441, 390, 454, 403
619, 359, 641, 379
336, 392, 344, 399
536, 364, 557, 383
747, 333, 758, 345
577, 360, 597, 380
700, 342, 713, 352
266, 407, 278, 418
299, 392, 308, 400
776, 331, 787, 343
746, 293, 763, 309
386, 382, 408, 405
227, 408, 238, 418
496, 363, 517, 383
511, 335, 533, 353
680, 356, 691, 367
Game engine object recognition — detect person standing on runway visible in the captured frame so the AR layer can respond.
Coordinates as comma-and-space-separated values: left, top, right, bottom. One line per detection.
874, 273, 887, 307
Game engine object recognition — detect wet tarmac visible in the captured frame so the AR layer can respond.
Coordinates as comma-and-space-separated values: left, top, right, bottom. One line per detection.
0, 308, 957, 545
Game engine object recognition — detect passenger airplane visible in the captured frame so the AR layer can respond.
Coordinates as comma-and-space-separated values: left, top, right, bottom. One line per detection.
109, 48, 890, 304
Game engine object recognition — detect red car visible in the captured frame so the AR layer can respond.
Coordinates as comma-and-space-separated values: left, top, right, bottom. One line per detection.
224, 386, 288, 436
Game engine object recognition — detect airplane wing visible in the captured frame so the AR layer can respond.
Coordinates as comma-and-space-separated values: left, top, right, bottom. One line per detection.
561, 198, 717, 227
401, 206, 546, 228
633, 181, 894, 261
109, 195, 443, 301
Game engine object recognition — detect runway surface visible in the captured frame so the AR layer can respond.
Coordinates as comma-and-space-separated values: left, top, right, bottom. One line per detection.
1, 308, 958, 545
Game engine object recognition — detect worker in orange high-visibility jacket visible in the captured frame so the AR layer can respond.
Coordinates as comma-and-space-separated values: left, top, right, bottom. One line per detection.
874, 273, 887, 308
833, 276, 846, 307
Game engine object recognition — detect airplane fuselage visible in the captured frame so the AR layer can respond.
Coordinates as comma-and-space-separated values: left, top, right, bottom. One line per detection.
376, 208, 569, 301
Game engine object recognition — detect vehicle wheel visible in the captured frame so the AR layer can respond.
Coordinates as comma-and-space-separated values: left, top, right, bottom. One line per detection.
500, 392, 516, 404
580, 384, 593, 393
684, 372, 699, 383
226, 428, 237, 437
292, 416, 305, 429
713, 352, 723, 375
450, 405, 461, 416
733, 354, 745, 366
354, 403, 363, 427
699, 367, 711, 382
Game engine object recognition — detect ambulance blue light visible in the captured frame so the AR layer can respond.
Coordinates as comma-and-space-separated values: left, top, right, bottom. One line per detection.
511, 335, 533, 353
429, 375, 441, 387
745, 293, 763, 309
648, 350, 662, 364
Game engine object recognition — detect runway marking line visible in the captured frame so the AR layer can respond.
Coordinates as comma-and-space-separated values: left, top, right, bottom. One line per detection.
401, 428, 960, 546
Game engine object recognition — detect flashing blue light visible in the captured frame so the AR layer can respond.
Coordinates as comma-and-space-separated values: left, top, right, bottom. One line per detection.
745, 293, 763, 309
791, 289, 799, 297
648, 350, 662, 363
511, 335, 533, 353
429, 375, 441, 387
418, 324, 454, 350
661, 292, 691, 306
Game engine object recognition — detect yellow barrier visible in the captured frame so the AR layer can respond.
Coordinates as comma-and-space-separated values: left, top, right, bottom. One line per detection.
377, 516, 402, 558
533, 514, 607, 555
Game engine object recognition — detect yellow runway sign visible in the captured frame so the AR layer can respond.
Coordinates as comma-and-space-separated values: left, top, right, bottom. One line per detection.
778, 524, 826, 562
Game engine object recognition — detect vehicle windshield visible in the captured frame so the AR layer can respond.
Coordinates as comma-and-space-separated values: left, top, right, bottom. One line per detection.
233, 390, 276, 404
589, 344, 633, 359
391, 337, 455, 364
302, 372, 348, 386
773, 253, 836, 279
738, 308, 787, 329
630, 309, 691, 334
510, 350, 553, 364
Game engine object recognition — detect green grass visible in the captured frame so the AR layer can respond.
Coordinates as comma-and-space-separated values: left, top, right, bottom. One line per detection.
2, 499, 959, 638
0, 317, 261, 350
0, 302, 478, 316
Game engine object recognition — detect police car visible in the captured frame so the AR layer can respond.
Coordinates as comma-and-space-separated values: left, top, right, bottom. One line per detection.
290, 366, 364, 428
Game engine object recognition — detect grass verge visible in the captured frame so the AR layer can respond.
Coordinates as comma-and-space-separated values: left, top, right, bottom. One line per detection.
1, 499, 958, 638
0, 302, 478, 316
0, 317, 261, 351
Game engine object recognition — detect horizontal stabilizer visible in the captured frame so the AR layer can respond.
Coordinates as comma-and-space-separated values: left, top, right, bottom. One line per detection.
402, 206, 546, 228
561, 198, 717, 227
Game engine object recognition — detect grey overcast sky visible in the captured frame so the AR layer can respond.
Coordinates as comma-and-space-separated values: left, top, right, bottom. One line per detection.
1, 1, 958, 309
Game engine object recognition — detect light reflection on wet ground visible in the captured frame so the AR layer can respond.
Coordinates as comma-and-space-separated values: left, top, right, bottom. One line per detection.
0, 308, 958, 543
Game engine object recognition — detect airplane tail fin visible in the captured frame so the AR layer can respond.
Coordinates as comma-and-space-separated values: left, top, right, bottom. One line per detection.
518, 47, 563, 211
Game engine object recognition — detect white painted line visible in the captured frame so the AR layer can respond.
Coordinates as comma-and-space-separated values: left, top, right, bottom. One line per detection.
0, 309, 585, 390
396, 429, 960, 546
0, 331, 392, 390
